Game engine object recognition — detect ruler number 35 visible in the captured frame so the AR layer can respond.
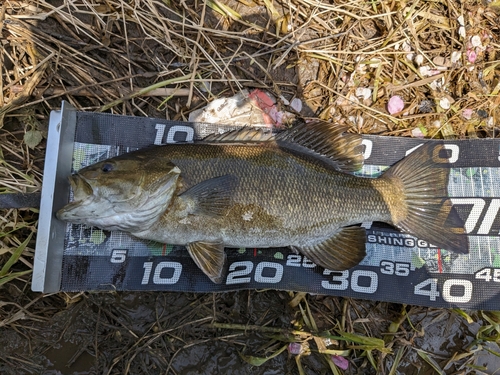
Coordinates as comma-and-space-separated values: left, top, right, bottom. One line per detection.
380, 261, 410, 276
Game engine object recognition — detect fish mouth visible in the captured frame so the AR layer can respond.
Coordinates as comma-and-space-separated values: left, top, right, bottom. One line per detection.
56, 175, 95, 221
69, 174, 94, 201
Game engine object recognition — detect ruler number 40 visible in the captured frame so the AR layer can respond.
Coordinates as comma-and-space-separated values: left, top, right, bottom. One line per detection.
414, 278, 473, 303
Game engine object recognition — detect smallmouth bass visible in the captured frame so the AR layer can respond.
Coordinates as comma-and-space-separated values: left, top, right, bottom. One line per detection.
57, 121, 468, 282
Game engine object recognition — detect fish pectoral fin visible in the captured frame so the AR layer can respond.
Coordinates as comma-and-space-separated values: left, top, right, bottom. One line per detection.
180, 175, 238, 216
187, 241, 227, 283
292, 226, 367, 271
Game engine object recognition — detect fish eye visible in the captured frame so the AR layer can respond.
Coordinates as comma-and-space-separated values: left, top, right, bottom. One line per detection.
101, 163, 114, 173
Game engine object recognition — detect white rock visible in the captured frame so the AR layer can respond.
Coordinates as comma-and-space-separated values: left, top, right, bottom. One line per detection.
419, 66, 431, 76
439, 97, 451, 110
451, 51, 461, 64
355, 87, 372, 100
471, 35, 482, 48
459, 26, 466, 39
290, 98, 302, 112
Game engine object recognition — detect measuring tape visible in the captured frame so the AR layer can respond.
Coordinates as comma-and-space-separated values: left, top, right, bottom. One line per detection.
32, 102, 500, 309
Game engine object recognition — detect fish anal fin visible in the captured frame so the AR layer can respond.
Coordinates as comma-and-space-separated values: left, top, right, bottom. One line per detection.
292, 226, 367, 271
187, 241, 227, 283
180, 175, 238, 216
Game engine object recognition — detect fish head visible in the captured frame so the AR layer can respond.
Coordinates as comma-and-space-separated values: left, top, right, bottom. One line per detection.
56, 153, 181, 232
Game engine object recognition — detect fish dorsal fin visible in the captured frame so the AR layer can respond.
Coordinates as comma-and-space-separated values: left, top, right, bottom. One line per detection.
276, 121, 364, 173
180, 175, 238, 216
292, 226, 367, 271
203, 127, 274, 142
187, 241, 227, 283
202, 121, 363, 173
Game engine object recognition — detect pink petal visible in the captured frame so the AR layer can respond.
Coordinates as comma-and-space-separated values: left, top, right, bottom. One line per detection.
411, 128, 425, 138
462, 108, 474, 120
288, 343, 303, 355
387, 96, 405, 114
248, 89, 275, 109
268, 107, 284, 126
248, 89, 281, 125
466, 49, 477, 63
331, 355, 349, 370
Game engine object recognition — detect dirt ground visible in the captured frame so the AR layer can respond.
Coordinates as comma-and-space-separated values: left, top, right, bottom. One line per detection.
3, 287, 498, 375
1, 0, 500, 374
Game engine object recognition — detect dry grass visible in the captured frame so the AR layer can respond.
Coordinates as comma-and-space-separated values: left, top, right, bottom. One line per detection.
1, 0, 496, 130
1, 0, 500, 374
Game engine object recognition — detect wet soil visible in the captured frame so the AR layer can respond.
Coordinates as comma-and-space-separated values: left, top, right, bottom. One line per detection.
1, 286, 495, 375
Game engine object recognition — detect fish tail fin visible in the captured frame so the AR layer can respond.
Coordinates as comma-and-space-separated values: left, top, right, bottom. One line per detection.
382, 142, 469, 254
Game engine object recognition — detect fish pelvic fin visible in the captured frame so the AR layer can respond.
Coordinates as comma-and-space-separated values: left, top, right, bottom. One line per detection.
180, 175, 238, 216
276, 120, 364, 173
292, 226, 367, 271
187, 241, 227, 283
381, 142, 469, 254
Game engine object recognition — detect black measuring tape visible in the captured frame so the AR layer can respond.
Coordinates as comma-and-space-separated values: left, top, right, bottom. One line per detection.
0, 192, 41, 209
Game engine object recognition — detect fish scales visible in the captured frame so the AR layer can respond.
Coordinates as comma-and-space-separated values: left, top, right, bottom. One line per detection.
142, 143, 392, 247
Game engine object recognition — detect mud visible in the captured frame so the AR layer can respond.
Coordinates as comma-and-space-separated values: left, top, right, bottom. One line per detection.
1, 288, 497, 374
